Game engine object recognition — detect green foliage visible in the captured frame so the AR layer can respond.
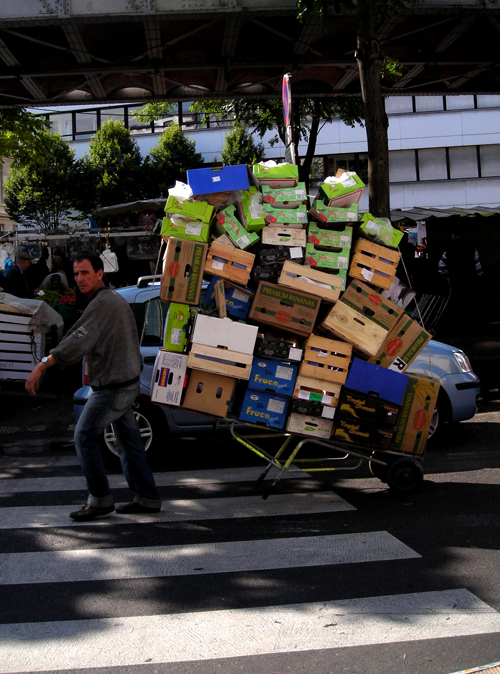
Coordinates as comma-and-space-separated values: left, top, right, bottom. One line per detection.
219, 122, 265, 166
0, 109, 52, 166
4, 133, 82, 232
143, 124, 204, 197
85, 120, 144, 207
131, 102, 176, 124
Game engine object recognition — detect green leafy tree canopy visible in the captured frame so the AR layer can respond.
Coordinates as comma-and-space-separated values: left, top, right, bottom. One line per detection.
85, 120, 144, 208
143, 123, 204, 197
0, 109, 52, 166
219, 122, 265, 167
4, 132, 82, 232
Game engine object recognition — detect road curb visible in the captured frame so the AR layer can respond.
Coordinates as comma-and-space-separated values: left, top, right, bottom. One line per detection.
448, 663, 500, 674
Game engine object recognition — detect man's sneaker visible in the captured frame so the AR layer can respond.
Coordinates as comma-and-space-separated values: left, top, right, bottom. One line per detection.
69, 504, 115, 521
116, 502, 161, 514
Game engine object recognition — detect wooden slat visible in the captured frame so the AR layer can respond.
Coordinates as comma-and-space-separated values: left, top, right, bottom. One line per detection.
278, 261, 342, 304
187, 344, 253, 380
0, 342, 43, 354
0, 322, 36, 335
204, 242, 255, 286
0, 370, 30, 381
0, 352, 37, 362
349, 239, 400, 290
0, 332, 43, 344
320, 302, 387, 358
0, 360, 35, 372
293, 375, 342, 408
0, 312, 32, 325
299, 335, 352, 385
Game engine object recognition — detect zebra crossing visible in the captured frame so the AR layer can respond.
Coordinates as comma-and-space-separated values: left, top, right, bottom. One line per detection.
1, 453, 500, 673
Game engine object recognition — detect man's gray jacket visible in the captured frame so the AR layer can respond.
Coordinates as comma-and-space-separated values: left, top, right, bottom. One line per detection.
50, 287, 142, 389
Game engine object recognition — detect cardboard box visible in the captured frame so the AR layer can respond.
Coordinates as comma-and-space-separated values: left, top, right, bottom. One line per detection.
349, 238, 401, 291
160, 238, 208, 305
206, 277, 255, 320
309, 202, 359, 224
391, 375, 440, 456
261, 227, 307, 248
214, 205, 260, 250
254, 334, 303, 362
182, 370, 237, 418
359, 212, 403, 250
261, 183, 307, 208
205, 241, 255, 286
286, 413, 334, 439
299, 334, 353, 385
248, 358, 298, 396
320, 280, 403, 357
257, 246, 302, 265
161, 215, 211, 243
333, 416, 394, 449
151, 350, 188, 406
187, 164, 252, 196
251, 264, 283, 284
370, 315, 432, 372
317, 170, 365, 208
239, 389, 290, 429
163, 302, 190, 352
249, 281, 321, 337
345, 357, 409, 406
278, 260, 343, 304
236, 187, 267, 233
338, 388, 400, 427
307, 223, 353, 249
191, 315, 258, 354
289, 397, 328, 418
263, 203, 308, 226
253, 162, 299, 188
165, 195, 214, 224
304, 243, 351, 270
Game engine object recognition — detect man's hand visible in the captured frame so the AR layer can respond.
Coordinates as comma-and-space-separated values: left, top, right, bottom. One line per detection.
25, 364, 46, 396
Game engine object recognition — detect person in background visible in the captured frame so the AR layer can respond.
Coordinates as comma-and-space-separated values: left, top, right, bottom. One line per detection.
5, 249, 34, 298
25, 251, 161, 521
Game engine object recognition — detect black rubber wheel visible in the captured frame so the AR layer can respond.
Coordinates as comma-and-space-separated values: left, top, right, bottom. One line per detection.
387, 458, 424, 494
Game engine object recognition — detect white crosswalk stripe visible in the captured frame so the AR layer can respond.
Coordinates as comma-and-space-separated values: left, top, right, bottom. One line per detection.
1, 454, 499, 674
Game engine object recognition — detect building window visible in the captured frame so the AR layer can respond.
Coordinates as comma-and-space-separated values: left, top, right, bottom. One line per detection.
480, 145, 500, 177
445, 95, 475, 111
385, 97, 413, 114
418, 148, 447, 181
49, 112, 73, 139
389, 150, 417, 182
100, 107, 125, 125
75, 111, 97, 139
476, 95, 500, 109
414, 96, 444, 112
449, 146, 479, 179
325, 153, 368, 184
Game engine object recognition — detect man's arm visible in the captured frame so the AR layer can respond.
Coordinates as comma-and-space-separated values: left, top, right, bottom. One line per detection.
25, 354, 56, 396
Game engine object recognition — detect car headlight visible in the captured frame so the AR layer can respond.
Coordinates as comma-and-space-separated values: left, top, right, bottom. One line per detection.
453, 350, 473, 373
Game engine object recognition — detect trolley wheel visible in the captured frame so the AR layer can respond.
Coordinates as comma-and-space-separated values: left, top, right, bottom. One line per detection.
387, 458, 424, 494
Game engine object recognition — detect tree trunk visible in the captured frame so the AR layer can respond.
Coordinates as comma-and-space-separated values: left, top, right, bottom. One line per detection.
356, 0, 390, 218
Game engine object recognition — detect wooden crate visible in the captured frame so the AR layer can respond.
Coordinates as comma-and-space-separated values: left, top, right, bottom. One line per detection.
204, 242, 255, 286
293, 374, 342, 408
320, 302, 388, 358
0, 311, 45, 381
187, 343, 253, 380
349, 239, 400, 290
299, 335, 352, 385
278, 260, 342, 304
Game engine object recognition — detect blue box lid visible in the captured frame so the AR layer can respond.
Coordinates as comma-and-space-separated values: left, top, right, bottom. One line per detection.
345, 358, 409, 405
187, 165, 251, 196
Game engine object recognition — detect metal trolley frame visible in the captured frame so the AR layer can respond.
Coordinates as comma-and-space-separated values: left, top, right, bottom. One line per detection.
226, 420, 425, 498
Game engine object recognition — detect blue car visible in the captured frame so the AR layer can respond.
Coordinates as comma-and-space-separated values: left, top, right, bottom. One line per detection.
73, 276, 481, 458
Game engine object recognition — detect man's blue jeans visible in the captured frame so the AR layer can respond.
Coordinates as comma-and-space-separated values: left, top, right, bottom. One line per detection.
74, 383, 161, 509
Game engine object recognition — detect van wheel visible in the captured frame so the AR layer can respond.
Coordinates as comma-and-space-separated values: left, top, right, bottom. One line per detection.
100, 399, 166, 464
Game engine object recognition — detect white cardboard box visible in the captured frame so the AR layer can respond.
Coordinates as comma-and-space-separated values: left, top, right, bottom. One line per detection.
191, 315, 258, 355
151, 350, 188, 406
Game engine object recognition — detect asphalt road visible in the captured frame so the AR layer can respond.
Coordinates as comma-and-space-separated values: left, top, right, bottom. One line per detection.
1, 387, 500, 674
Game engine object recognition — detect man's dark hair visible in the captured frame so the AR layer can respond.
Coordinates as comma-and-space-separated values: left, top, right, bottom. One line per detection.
73, 251, 103, 273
